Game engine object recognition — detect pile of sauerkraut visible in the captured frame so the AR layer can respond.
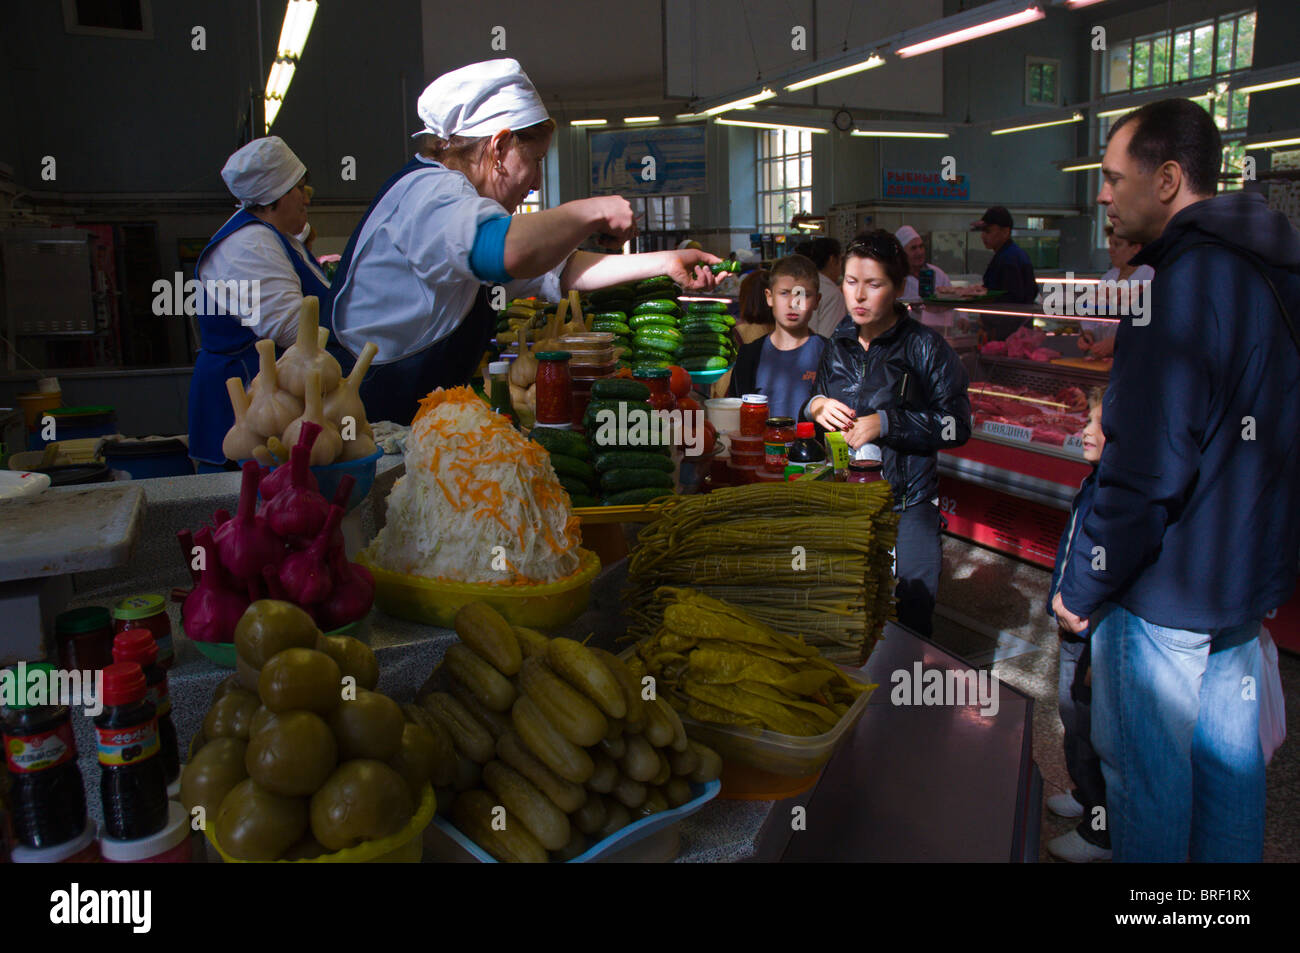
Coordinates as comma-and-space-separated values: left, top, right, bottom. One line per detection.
369, 387, 583, 584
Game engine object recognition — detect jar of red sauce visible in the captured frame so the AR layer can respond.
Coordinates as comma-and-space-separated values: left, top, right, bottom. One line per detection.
763, 417, 796, 473
111, 595, 173, 670
634, 367, 676, 412
54, 607, 114, 672
739, 394, 769, 436
847, 460, 883, 483
534, 352, 573, 426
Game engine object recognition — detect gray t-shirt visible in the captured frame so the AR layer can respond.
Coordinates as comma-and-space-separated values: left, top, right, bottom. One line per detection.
755, 335, 826, 421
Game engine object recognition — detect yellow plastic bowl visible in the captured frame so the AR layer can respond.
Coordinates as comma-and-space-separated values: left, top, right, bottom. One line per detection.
204, 784, 436, 863
357, 547, 601, 631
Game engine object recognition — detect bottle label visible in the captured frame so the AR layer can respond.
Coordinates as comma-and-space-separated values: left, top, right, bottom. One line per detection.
149, 682, 172, 719
4, 723, 77, 774
764, 441, 789, 466
96, 720, 160, 767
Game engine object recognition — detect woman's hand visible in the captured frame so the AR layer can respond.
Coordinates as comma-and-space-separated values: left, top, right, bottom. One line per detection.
1077, 330, 1095, 352
664, 250, 722, 291
584, 196, 638, 242
1088, 335, 1114, 359
811, 397, 855, 432
844, 412, 881, 449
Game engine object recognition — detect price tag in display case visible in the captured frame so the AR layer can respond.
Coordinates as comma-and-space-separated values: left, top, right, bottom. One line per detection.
980, 420, 1033, 443
1061, 434, 1085, 456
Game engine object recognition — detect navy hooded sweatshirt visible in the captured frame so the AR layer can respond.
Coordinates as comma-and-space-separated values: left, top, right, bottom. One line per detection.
1058, 191, 1300, 630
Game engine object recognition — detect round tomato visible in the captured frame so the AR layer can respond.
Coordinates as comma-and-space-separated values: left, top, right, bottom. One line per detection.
667, 365, 692, 399
701, 421, 717, 456
677, 396, 702, 414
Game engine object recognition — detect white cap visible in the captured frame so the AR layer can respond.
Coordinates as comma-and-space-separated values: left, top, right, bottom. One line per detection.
413, 58, 549, 140
488, 361, 510, 374
221, 136, 306, 207
895, 225, 921, 247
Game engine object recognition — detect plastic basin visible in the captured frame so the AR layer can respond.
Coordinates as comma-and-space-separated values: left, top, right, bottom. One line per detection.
205, 784, 435, 863
358, 548, 600, 631
429, 779, 720, 862
245, 449, 382, 513
102, 438, 193, 479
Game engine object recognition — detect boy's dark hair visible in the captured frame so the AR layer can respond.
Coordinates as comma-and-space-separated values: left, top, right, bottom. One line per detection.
769, 253, 820, 290
807, 237, 842, 270
1087, 386, 1105, 411
1109, 98, 1221, 197
845, 229, 909, 290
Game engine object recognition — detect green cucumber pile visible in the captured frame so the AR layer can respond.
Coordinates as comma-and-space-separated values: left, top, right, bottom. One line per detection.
530, 379, 677, 507
589, 276, 737, 374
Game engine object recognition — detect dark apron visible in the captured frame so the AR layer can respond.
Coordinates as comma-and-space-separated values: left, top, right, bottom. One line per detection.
187, 209, 331, 466
326, 157, 498, 427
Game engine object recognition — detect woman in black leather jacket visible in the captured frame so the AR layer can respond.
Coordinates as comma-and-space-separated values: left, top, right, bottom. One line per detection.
805, 230, 971, 636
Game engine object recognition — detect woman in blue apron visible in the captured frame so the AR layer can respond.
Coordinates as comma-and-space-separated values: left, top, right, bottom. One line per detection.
188, 137, 330, 471
329, 58, 723, 426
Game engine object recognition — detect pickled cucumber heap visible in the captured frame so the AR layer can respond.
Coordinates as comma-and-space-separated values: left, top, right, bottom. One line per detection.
370, 387, 584, 584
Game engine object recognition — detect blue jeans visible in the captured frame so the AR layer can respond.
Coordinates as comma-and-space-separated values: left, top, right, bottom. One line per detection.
1090, 603, 1265, 862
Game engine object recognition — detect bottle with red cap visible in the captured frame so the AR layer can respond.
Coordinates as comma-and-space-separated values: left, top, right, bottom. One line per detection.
112, 631, 180, 787
787, 421, 827, 473
94, 662, 168, 840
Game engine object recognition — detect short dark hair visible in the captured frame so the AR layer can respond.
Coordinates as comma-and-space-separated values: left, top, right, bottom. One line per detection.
769, 253, 819, 289
807, 237, 842, 270
845, 229, 909, 290
793, 240, 814, 258
1109, 98, 1221, 197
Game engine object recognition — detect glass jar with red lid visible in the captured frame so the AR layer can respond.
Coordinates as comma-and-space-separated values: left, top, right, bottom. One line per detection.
763, 417, 796, 473
534, 351, 573, 425
739, 394, 769, 436
111, 594, 174, 670
634, 367, 676, 412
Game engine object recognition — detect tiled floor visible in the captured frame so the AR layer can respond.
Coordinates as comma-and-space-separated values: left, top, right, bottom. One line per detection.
930, 537, 1299, 863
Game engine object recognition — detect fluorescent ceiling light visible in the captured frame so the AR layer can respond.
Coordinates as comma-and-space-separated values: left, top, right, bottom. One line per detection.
896, 3, 1045, 59
851, 129, 949, 138
700, 88, 776, 116
265, 59, 295, 101
992, 112, 1083, 135
795, 221, 822, 230
570, 118, 607, 126
717, 118, 828, 134
276, 0, 317, 59
1096, 105, 1131, 118
1064, 0, 1107, 8
624, 116, 659, 124
264, 98, 283, 133
1246, 135, 1300, 149
784, 54, 885, 91
1235, 75, 1300, 95
1060, 161, 1101, 171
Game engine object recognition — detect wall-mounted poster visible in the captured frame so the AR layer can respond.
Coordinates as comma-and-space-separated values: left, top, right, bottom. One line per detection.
591, 125, 707, 196
882, 168, 970, 202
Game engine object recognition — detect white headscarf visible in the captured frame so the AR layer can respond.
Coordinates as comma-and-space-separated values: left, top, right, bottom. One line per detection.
221, 137, 306, 207
895, 225, 922, 248
413, 58, 549, 140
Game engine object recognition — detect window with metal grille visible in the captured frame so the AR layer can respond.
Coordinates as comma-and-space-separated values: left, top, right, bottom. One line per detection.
756, 129, 813, 233
629, 196, 691, 232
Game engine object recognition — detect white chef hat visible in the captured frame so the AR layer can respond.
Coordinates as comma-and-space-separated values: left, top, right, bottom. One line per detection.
221, 137, 306, 207
895, 225, 922, 247
412, 58, 549, 140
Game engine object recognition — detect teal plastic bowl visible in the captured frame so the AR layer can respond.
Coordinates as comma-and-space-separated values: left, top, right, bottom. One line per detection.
243, 449, 383, 512
687, 366, 732, 387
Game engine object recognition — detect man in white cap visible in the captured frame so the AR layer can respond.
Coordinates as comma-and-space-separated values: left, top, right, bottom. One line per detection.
896, 225, 951, 301
187, 136, 330, 472
328, 57, 722, 425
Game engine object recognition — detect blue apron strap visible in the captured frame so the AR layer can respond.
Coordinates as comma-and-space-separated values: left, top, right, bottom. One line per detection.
357, 286, 496, 426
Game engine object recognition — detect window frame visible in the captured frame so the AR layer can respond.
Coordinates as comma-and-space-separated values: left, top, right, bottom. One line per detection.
1025, 56, 1062, 107
62, 0, 154, 39
755, 129, 814, 234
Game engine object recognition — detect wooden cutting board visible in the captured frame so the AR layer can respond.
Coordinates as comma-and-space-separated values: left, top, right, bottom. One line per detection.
1050, 357, 1113, 371
0, 483, 144, 582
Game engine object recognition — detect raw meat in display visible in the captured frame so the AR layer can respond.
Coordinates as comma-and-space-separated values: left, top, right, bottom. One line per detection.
1029, 347, 1062, 362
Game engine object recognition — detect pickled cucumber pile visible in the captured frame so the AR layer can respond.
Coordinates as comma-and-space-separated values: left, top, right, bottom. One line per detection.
415, 601, 722, 863
182, 600, 439, 861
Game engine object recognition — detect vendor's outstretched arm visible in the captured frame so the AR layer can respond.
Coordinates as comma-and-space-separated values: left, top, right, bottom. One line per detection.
502, 198, 615, 279
561, 249, 721, 293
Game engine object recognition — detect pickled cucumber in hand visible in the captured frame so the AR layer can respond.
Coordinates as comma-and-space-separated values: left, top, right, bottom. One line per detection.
258, 648, 343, 714
215, 778, 309, 861
315, 634, 379, 691
181, 737, 248, 820
245, 710, 338, 796
235, 600, 321, 668
203, 689, 260, 741
329, 690, 404, 761
310, 760, 413, 851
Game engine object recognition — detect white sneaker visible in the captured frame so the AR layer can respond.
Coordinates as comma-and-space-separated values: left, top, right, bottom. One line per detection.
1046, 791, 1084, 818
1047, 829, 1112, 863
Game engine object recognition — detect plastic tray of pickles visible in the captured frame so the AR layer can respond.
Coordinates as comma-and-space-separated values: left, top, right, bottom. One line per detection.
427, 779, 720, 863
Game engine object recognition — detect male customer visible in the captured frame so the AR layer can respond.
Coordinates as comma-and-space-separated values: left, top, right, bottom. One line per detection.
806, 238, 847, 338
1053, 98, 1300, 862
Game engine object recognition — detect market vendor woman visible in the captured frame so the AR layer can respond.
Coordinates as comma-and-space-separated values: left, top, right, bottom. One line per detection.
805, 231, 972, 636
188, 137, 329, 472
329, 58, 721, 425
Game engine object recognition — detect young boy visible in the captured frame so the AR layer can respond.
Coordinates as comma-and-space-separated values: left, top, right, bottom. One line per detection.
726, 254, 826, 420
1045, 387, 1110, 862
